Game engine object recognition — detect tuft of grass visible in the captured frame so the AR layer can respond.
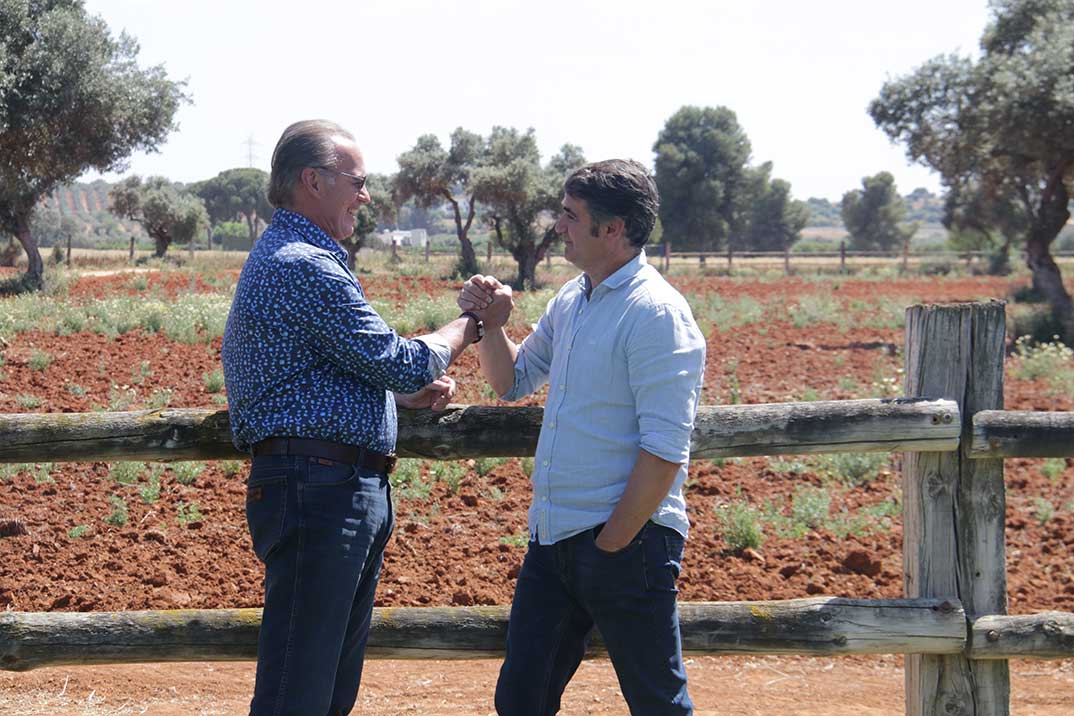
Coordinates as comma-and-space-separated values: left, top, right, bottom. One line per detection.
788, 295, 845, 329
176, 501, 204, 527
1011, 336, 1074, 396
790, 486, 831, 529
131, 360, 152, 385
499, 532, 529, 547
390, 459, 431, 499
172, 461, 205, 486
202, 368, 225, 393
1033, 497, 1055, 525
1040, 458, 1067, 483
219, 460, 245, 478
28, 349, 53, 371
817, 452, 890, 487
15, 393, 42, 409
104, 496, 129, 526
474, 457, 508, 477
31, 463, 55, 483
146, 388, 174, 410
67, 524, 90, 539
66, 383, 87, 397
431, 461, 466, 494
139, 472, 161, 504
715, 498, 765, 551
110, 461, 143, 485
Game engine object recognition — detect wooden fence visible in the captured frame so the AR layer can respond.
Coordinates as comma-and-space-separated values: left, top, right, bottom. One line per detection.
2, 301, 1074, 716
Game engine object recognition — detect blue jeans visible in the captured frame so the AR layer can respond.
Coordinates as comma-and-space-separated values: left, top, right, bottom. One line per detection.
495, 522, 693, 716
245, 454, 394, 716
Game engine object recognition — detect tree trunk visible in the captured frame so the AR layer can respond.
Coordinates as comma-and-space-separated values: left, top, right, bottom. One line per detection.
15, 212, 43, 291
153, 235, 169, 258
245, 213, 256, 248
515, 245, 537, 289
1022, 234, 1074, 341
446, 193, 480, 277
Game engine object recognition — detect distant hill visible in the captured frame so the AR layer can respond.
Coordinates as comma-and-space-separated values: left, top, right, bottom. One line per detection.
805, 188, 945, 229
31, 180, 146, 249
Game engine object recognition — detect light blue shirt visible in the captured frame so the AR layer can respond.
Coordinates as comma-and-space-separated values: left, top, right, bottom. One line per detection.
502, 251, 706, 544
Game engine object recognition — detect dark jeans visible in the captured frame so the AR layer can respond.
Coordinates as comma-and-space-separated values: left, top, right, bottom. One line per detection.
245, 454, 394, 716
495, 522, 693, 716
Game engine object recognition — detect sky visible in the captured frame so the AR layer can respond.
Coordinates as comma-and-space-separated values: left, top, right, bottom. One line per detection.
81, 0, 993, 201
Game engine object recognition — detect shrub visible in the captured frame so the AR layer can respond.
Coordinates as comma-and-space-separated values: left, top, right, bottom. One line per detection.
16, 394, 42, 409
110, 461, 143, 485
1011, 336, 1074, 396
819, 452, 890, 487
172, 462, 205, 486
1033, 497, 1055, 525
67, 524, 90, 539
474, 457, 508, 476
202, 369, 225, 393
791, 486, 831, 529
431, 461, 466, 494
104, 496, 129, 526
177, 501, 203, 527
28, 349, 53, 371
715, 499, 765, 551
1041, 458, 1067, 483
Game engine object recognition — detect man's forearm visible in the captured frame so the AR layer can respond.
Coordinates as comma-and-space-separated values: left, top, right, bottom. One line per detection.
595, 449, 682, 553
420, 316, 480, 369
477, 326, 519, 396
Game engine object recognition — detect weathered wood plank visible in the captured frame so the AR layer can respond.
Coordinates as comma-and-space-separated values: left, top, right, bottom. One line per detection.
0, 597, 966, 671
0, 399, 960, 463
969, 612, 1074, 660
903, 302, 1009, 716
969, 411, 1074, 458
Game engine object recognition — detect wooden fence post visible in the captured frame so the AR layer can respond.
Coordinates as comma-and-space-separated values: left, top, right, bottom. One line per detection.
663, 241, 670, 272
487, 241, 493, 264
424, 238, 430, 263
840, 241, 846, 274
784, 246, 791, 275
903, 301, 1009, 716
726, 244, 733, 271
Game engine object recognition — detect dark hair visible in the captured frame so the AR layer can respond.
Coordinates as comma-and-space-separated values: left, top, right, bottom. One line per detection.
268, 119, 355, 207
563, 159, 659, 248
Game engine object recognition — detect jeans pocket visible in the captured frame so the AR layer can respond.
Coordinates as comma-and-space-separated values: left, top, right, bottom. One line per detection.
643, 527, 684, 594
246, 467, 288, 562
301, 458, 358, 488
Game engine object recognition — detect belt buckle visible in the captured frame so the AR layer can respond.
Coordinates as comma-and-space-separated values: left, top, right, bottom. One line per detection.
384, 454, 398, 476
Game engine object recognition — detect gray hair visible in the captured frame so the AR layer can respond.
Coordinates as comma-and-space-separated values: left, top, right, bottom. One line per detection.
268, 119, 355, 207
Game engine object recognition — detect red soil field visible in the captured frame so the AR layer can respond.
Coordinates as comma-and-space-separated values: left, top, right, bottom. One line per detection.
2, 269, 1072, 714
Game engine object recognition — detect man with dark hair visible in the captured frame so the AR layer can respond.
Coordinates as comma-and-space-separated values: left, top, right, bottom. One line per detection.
459, 159, 706, 715
222, 119, 494, 716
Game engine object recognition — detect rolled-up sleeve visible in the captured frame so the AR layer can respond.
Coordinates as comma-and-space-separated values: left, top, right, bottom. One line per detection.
501, 298, 557, 402
627, 304, 706, 464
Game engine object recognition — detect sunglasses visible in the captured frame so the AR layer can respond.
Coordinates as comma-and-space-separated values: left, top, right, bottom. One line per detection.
316, 167, 367, 193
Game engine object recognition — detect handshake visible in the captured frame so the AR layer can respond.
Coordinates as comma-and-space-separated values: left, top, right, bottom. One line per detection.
457, 274, 515, 330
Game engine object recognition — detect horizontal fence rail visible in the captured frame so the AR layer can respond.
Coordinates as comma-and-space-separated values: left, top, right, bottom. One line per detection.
969, 410, 1074, 458
0, 398, 963, 464
0, 598, 969, 671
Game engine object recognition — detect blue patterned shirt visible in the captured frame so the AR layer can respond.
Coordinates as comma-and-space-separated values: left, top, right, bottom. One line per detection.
221, 208, 449, 454
501, 251, 706, 544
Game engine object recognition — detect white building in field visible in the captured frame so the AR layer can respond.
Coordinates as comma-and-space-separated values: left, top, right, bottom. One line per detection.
375, 229, 427, 248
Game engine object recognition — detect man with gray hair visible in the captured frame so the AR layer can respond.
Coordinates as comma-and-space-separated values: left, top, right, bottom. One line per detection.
222, 119, 497, 715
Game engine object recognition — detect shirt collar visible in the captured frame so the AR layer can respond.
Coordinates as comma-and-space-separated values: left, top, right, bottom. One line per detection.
271, 208, 348, 260
579, 249, 648, 295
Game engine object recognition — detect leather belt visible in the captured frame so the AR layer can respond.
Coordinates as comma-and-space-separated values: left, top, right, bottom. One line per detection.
251, 437, 397, 475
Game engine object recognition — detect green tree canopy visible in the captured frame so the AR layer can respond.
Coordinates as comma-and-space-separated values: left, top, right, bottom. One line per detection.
869, 0, 1074, 335
109, 176, 209, 258
653, 106, 751, 251
0, 0, 186, 289
840, 172, 916, 252
394, 128, 486, 276
739, 163, 810, 252
473, 127, 585, 288
338, 172, 394, 272
190, 168, 272, 248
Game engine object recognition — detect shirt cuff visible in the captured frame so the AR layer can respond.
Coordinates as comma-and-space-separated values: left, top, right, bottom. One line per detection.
414, 334, 451, 379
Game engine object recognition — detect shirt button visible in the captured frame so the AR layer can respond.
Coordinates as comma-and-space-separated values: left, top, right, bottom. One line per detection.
542, 495, 548, 502
559, 384, 565, 390
548, 422, 555, 429
542, 460, 549, 466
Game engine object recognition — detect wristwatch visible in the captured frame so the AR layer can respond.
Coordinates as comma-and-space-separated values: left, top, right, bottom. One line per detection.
459, 311, 485, 343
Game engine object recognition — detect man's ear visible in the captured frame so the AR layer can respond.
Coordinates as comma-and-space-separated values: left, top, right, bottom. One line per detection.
603, 216, 626, 241
299, 167, 322, 196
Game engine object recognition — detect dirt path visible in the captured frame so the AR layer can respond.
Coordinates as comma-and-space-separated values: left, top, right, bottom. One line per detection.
3, 656, 1073, 715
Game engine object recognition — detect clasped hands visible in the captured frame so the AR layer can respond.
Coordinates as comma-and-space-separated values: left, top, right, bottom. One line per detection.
457, 274, 514, 329
395, 275, 514, 411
